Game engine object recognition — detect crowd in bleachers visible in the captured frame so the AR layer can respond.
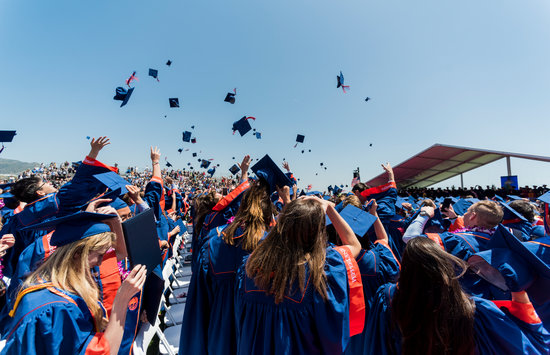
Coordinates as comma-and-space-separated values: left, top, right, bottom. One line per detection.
0, 137, 550, 354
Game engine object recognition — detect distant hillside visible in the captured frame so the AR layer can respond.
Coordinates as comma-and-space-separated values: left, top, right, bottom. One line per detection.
0, 158, 40, 174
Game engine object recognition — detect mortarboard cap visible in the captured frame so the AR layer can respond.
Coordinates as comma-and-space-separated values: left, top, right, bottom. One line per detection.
538, 191, 550, 204
113, 87, 134, 107
200, 160, 211, 169
337, 71, 344, 88
224, 92, 236, 104
229, 164, 240, 175
192, 153, 197, 157
328, 204, 378, 238
148, 68, 159, 80
452, 198, 479, 216
256, 132, 261, 139
169, 98, 180, 108
296, 134, 305, 143
22, 211, 117, 247
166, 60, 172, 66
93, 172, 130, 195
468, 225, 550, 303
232, 116, 253, 136
178, 148, 183, 153
251, 154, 293, 194
191, 138, 196, 144
166, 162, 172, 168
0, 131, 16, 143
501, 202, 527, 223
182, 131, 192, 143
0, 183, 14, 191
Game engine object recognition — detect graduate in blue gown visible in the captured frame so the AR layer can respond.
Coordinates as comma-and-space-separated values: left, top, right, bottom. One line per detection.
180, 157, 281, 354
344, 200, 401, 355
1, 211, 147, 355
365, 237, 550, 355
0, 137, 117, 278
235, 196, 365, 355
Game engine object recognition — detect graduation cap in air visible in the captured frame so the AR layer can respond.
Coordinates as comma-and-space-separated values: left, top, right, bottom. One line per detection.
0, 131, 16, 153
294, 134, 305, 148
320, 163, 324, 166
329, 205, 378, 238
256, 132, 262, 139
200, 160, 211, 169
191, 138, 197, 144
232, 157, 235, 159
365, 97, 371, 102
468, 225, 550, 304
187, 162, 191, 166
149, 68, 159, 81
93, 172, 130, 195
192, 153, 197, 157
336, 71, 350, 93
166, 60, 172, 66
207, 167, 216, 176
232, 116, 255, 136
21, 211, 118, 247
224, 88, 236, 104
301, 150, 305, 154
169, 98, 180, 108
113, 87, 134, 107
229, 164, 240, 175
369, 143, 372, 147
182, 131, 192, 143
178, 148, 183, 153
166, 161, 173, 168
251, 155, 293, 194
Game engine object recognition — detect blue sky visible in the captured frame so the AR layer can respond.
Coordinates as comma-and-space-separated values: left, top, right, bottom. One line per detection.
1, 0, 550, 191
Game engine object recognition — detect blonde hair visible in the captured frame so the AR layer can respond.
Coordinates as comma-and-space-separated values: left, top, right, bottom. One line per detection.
342, 195, 361, 208
22, 232, 116, 331
472, 201, 503, 228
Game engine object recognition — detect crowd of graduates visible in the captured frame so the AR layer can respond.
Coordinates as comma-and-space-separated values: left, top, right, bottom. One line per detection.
0, 136, 550, 354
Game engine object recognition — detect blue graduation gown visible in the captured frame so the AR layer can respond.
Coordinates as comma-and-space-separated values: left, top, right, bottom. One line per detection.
2, 284, 110, 354
360, 181, 397, 222
422, 230, 493, 261
366, 283, 550, 355
345, 242, 400, 355
234, 246, 364, 355
0, 156, 117, 277
179, 225, 251, 355
191, 180, 250, 268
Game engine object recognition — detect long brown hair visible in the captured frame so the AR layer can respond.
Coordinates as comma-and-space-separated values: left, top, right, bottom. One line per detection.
193, 191, 219, 233
222, 180, 274, 252
393, 237, 475, 355
246, 199, 327, 304
23, 232, 116, 331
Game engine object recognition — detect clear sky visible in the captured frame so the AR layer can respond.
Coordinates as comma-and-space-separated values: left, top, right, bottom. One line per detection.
1, 0, 550, 191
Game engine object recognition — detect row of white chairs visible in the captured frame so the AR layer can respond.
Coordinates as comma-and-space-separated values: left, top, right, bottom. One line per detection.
133, 224, 193, 355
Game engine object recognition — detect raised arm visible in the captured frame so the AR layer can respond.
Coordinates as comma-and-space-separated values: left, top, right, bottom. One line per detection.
150, 147, 161, 179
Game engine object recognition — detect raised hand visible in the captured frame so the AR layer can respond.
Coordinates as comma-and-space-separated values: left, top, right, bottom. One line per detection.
150, 146, 161, 163
88, 136, 111, 160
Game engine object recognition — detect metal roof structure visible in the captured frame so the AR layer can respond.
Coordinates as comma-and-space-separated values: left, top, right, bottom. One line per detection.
366, 144, 550, 189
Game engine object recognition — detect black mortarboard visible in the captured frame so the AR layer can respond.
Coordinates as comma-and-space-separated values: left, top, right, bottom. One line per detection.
178, 148, 183, 153
309, 149, 311, 152
296, 134, 305, 143
169, 98, 180, 108
216, 164, 220, 167
182, 131, 192, 143
369, 143, 372, 147
365, 97, 371, 102
198, 159, 201, 162
191, 138, 197, 144
229, 164, 240, 175
232, 116, 253, 136
187, 162, 191, 166
166, 60, 172, 66
201, 160, 211, 169
0, 131, 16, 143
251, 154, 293, 194
224, 92, 236, 104
320, 163, 323, 166
232, 157, 235, 159
121, 208, 162, 276
337, 71, 344, 88
301, 150, 304, 154
149, 68, 159, 80
192, 153, 197, 157
113, 87, 134, 107
166, 162, 172, 167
